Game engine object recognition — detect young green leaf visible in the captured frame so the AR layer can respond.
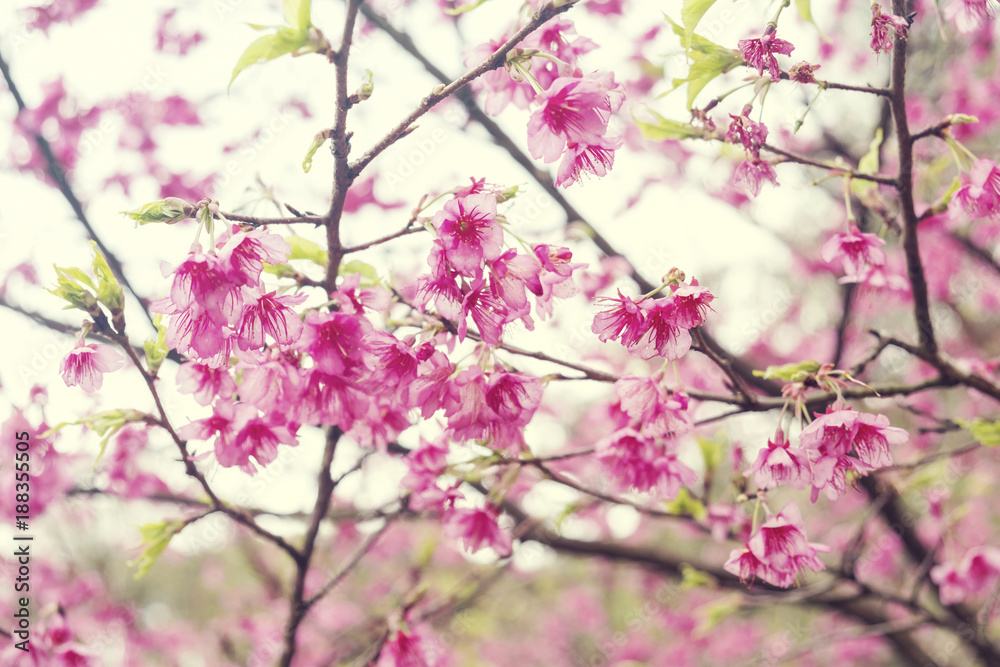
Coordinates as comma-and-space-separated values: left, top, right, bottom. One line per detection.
128, 520, 187, 579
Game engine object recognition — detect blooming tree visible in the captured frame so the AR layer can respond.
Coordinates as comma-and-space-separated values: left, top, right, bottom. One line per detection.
2, 0, 1000, 665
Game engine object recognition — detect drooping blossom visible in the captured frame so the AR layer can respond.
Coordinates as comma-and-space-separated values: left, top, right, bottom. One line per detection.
930, 546, 1000, 604
296, 369, 368, 430
530, 244, 585, 318
489, 248, 542, 328
363, 332, 420, 401
443, 503, 512, 555
614, 376, 691, 439
527, 72, 624, 163
432, 192, 502, 276
668, 279, 715, 328
738, 29, 795, 80
951, 159, 1000, 220
634, 299, 693, 361
458, 276, 508, 346
595, 428, 697, 498
870, 4, 909, 55
724, 503, 829, 587
799, 406, 909, 502
378, 621, 449, 667
821, 225, 888, 283
555, 135, 624, 188
733, 157, 779, 197
60, 340, 124, 391
217, 226, 291, 286
725, 109, 768, 153
744, 429, 809, 490
592, 290, 647, 347
411, 241, 465, 321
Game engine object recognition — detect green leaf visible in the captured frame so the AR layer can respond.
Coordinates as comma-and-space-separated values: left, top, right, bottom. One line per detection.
262, 262, 298, 278
143, 314, 169, 377
48, 268, 98, 312
959, 418, 1000, 447
663, 488, 708, 521
696, 437, 725, 472
287, 234, 328, 266
128, 520, 186, 579
663, 17, 743, 109
752, 360, 821, 382
679, 563, 715, 589
340, 260, 381, 286
122, 198, 193, 226
302, 132, 328, 173
635, 110, 701, 140
91, 242, 124, 314
444, 0, 490, 15
282, 0, 311, 32
229, 28, 309, 91
680, 0, 718, 47
795, 0, 822, 33
851, 128, 883, 197
695, 595, 742, 635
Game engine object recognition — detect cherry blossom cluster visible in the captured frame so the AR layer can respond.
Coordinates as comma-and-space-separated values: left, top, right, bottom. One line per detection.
594, 375, 697, 498
407, 183, 584, 344
469, 19, 625, 187
725, 108, 778, 197
591, 277, 714, 360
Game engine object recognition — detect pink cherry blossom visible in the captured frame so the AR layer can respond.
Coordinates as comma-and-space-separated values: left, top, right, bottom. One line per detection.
738, 29, 794, 80
725, 109, 768, 153
821, 225, 888, 284
930, 546, 1000, 604
951, 158, 1000, 220
726, 503, 828, 587
555, 135, 624, 188
217, 226, 290, 286
176, 361, 237, 406
744, 429, 810, 490
870, 4, 909, 55
297, 311, 372, 378
443, 503, 512, 555
595, 428, 697, 498
733, 157, 779, 196
458, 276, 508, 346
527, 72, 624, 163
432, 193, 502, 276
60, 340, 124, 392
235, 288, 307, 350
592, 290, 647, 347
634, 299, 693, 361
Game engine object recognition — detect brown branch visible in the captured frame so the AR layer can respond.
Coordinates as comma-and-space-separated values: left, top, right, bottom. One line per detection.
889, 0, 936, 355
349, 1, 577, 178
761, 143, 897, 186
278, 426, 343, 667
342, 223, 425, 254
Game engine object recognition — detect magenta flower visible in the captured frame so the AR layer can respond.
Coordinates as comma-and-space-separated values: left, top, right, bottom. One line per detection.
412, 241, 465, 321
930, 546, 1000, 604
169, 249, 235, 317
595, 428, 697, 498
527, 72, 624, 163
668, 279, 715, 329
555, 136, 623, 188
235, 288, 307, 350
227, 414, 297, 474
489, 248, 542, 326
296, 369, 367, 430
443, 503, 512, 555
217, 226, 290, 286
176, 361, 237, 406
592, 290, 648, 347
363, 332, 420, 400
60, 340, 124, 392
725, 109, 768, 153
297, 311, 372, 378
800, 407, 908, 501
485, 370, 542, 423
726, 503, 828, 587
821, 225, 887, 283
634, 299, 693, 361
458, 276, 508, 346
738, 29, 795, 80
744, 429, 810, 490
870, 4, 909, 55
951, 158, 1000, 220
432, 193, 502, 276
614, 376, 691, 438
734, 157, 779, 196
